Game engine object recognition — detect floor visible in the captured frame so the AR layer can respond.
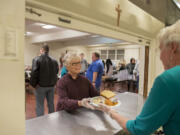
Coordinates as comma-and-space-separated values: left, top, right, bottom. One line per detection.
25, 81, 137, 120
25, 92, 58, 120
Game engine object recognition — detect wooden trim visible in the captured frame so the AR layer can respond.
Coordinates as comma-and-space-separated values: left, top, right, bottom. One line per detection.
143, 46, 149, 97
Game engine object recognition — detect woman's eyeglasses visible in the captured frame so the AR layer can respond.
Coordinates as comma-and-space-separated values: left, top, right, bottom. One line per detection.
71, 61, 81, 66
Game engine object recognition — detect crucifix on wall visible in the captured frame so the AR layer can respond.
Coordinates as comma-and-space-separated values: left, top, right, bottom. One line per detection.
115, 4, 122, 27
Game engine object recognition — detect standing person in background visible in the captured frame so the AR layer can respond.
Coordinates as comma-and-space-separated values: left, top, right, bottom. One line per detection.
59, 53, 65, 72
86, 52, 104, 91
126, 58, 136, 75
79, 53, 88, 76
59, 53, 68, 78
30, 45, 59, 116
105, 59, 113, 77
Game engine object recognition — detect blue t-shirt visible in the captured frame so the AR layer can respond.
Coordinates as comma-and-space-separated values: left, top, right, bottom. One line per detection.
86, 59, 104, 89
126, 66, 180, 135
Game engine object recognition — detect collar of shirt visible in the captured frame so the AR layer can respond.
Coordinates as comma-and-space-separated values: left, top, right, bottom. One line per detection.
67, 73, 80, 80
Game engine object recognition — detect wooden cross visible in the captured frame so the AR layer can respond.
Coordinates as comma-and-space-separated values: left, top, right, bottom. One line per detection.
115, 4, 122, 27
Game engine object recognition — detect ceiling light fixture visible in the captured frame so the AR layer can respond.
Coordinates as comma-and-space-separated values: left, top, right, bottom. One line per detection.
91, 35, 100, 38
42, 25, 57, 29
25, 32, 33, 36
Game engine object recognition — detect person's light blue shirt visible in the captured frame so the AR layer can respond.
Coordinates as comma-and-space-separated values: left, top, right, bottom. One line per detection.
61, 66, 67, 77
86, 59, 104, 90
127, 66, 180, 135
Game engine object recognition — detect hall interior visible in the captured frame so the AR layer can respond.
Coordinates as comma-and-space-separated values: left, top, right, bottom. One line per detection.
25, 18, 145, 119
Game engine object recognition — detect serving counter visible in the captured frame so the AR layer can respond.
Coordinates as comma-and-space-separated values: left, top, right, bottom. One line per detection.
26, 92, 145, 135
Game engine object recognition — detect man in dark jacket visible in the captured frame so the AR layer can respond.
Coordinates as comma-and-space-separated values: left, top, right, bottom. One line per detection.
30, 45, 59, 116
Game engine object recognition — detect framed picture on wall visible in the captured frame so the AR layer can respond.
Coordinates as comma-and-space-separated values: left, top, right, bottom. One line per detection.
0, 27, 19, 60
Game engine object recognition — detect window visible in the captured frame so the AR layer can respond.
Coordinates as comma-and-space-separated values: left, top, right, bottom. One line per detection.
117, 49, 124, 61
108, 50, 115, 60
100, 49, 124, 61
100, 50, 107, 60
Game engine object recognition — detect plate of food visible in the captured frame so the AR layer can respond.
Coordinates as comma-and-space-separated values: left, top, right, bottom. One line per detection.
90, 90, 121, 108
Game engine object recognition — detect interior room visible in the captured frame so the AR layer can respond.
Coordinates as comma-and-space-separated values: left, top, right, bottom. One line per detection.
1, 0, 180, 135
25, 19, 145, 119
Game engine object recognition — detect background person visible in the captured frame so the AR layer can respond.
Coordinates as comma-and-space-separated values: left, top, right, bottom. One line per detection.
86, 52, 104, 91
30, 45, 59, 116
79, 53, 88, 76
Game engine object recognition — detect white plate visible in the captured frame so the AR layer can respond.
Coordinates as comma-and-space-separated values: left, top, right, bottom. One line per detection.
90, 96, 121, 108
90, 96, 105, 107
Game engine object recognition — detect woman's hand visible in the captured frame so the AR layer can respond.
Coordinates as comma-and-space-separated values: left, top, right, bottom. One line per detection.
79, 98, 95, 110
96, 103, 111, 114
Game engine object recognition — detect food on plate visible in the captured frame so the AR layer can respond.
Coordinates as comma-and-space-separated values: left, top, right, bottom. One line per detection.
100, 90, 115, 99
92, 97, 104, 105
105, 98, 118, 106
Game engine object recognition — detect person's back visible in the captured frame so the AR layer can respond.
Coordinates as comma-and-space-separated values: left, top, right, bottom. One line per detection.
38, 54, 59, 87
160, 66, 180, 134
127, 65, 180, 135
30, 45, 59, 116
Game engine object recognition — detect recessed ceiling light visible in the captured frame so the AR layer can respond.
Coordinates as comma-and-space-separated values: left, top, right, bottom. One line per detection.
42, 25, 57, 29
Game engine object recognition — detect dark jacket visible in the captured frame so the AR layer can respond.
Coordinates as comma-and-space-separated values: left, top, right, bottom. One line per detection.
126, 63, 135, 75
30, 53, 59, 87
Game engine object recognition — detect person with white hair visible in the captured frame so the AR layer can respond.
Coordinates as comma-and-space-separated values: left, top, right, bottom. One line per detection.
56, 52, 99, 111
93, 20, 180, 135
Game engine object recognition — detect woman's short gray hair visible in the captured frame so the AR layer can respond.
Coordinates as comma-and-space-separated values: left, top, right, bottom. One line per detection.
157, 19, 180, 49
63, 52, 80, 67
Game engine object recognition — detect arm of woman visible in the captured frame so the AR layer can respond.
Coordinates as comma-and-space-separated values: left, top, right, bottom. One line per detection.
97, 75, 174, 135
126, 76, 175, 135
56, 79, 79, 111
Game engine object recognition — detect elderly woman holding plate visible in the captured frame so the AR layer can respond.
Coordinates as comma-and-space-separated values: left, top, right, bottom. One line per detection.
56, 52, 99, 111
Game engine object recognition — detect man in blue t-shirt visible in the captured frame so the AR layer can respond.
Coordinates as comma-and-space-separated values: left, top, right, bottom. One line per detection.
86, 52, 104, 91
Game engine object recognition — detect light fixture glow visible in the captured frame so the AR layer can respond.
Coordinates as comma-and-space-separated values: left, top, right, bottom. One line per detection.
91, 35, 100, 38
33, 23, 46, 26
25, 32, 33, 36
42, 25, 57, 29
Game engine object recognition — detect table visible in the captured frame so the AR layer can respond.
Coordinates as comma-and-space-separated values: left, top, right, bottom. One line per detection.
26, 92, 146, 135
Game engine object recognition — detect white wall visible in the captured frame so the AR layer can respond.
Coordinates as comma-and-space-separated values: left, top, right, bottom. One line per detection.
0, 0, 25, 135
49, 43, 89, 63
24, 38, 89, 66
25, 38, 140, 67
24, 37, 40, 66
